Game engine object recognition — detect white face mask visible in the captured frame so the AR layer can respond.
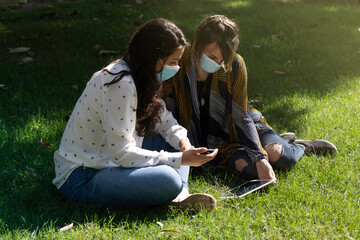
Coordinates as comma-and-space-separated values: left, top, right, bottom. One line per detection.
156, 59, 180, 81
200, 53, 224, 73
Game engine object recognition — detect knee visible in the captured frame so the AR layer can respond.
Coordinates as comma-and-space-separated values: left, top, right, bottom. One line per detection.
234, 159, 248, 172
268, 145, 299, 171
154, 166, 183, 199
265, 143, 298, 171
264, 143, 283, 163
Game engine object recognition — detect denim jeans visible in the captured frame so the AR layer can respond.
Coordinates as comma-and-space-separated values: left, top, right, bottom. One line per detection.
227, 130, 305, 178
142, 134, 190, 188
59, 165, 183, 208
59, 135, 188, 208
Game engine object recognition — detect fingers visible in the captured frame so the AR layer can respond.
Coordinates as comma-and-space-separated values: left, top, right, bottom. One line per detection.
194, 148, 218, 166
255, 159, 276, 180
181, 148, 218, 167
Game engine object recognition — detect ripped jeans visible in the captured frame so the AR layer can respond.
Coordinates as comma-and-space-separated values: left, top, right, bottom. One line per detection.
227, 131, 305, 178
227, 110, 305, 178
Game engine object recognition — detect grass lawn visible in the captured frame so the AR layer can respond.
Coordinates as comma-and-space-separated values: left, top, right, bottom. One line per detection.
0, 0, 359, 239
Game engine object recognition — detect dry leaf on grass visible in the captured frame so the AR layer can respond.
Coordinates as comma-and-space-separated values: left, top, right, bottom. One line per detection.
59, 223, 74, 232
94, 44, 101, 50
136, 0, 143, 4
249, 99, 264, 108
0, 84, 8, 90
284, 60, 291, 66
20, 57, 33, 64
273, 70, 286, 75
9, 47, 31, 54
40, 138, 54, 147
160, 229, 183, 234
271, 32, 283, 41
252, 45, 262, 48
99, 49, 119, 55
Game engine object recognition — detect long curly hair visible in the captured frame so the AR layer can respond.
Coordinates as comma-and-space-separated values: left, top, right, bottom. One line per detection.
104, 18, 187, 136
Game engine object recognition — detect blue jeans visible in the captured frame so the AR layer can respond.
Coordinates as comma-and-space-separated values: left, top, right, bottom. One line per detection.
227, 131, 305, 178
59, 136, 188, 208
142, 134, 190, 188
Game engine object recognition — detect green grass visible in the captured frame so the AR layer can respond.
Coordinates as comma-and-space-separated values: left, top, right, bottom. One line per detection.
0, 0, 359, 239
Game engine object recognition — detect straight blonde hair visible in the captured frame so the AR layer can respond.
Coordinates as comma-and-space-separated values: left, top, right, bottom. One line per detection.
191, 15, 239, 73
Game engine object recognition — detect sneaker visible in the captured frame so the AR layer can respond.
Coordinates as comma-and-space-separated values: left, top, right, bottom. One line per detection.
170, 193, 217, 211
294, 140, 337, 156
279, 132, 297, 142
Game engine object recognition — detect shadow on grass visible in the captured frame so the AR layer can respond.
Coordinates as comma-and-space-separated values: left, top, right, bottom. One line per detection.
0, 0, 359, 234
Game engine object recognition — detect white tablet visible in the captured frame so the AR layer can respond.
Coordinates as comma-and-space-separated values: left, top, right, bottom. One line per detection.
219, 179, 276, 199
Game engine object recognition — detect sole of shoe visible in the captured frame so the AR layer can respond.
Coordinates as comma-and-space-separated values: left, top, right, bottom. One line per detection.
170, 193, 216, 211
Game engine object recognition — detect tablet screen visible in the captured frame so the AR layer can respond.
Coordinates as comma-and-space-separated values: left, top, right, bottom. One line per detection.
220, 179, 276, 199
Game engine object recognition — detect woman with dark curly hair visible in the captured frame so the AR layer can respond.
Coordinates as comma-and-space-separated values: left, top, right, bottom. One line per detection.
53, 18, 217, 210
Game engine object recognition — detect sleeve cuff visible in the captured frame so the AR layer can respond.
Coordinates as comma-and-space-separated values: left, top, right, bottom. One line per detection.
158, 151, 182, 169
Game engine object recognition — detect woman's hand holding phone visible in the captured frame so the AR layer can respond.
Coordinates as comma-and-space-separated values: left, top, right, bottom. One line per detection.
181, 148, 218, 167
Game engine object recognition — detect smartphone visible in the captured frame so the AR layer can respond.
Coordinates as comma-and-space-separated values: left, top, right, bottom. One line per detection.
201, 149, 216, 154
219, 179, 276, 199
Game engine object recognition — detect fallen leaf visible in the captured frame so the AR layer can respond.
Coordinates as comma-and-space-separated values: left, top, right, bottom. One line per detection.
71, 84, 78, 90
59, 223, 74, 232
99, 49, 119, 55
94, 44, 101, 50
273, 70, 286, 75
252, 45, 262, 48
271, 32, 283, 41
136, 0, 143, 4
257, 93, 265, 98
284, 60, 291, 66
160, 229, 183, 234
20, 57, 33, 64
40, 138, 54, 147
156, 222, 164, 227
9, 47, 30, 54
249, 99, 264, 108
138, 14, 143, 19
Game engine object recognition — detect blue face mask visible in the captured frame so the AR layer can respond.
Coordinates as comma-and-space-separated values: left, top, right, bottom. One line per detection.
200, 53, 224, 73
156, 60, 180, 82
